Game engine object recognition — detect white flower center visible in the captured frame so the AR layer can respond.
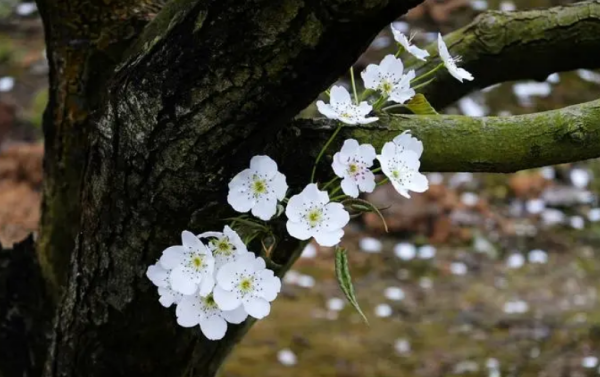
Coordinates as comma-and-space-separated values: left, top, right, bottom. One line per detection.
251, 176, 268, 197
346, 158, 368, 180
201, 294, 218, 310
389, 159, 414, 186
305, 208, 324, 228
212, 238, 233, 256
190, 254, 205, 270
238, 276, 254, 293
379, 80, 394, 95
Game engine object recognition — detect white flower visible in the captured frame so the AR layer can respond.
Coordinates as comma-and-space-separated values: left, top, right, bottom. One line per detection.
437, 34, 473, 82
176, 292, 248, 340
390, 26, 429, 61
392, 130, 423, 157
331, 139, 376, 198
214, 253, 281, 319
377, 142, 428, 198
198, 226, 249, 269
146, 262, 184, 307
285, 183, 350, 246
227, 155, 288, 220
316, 85, 378, 125
159, 231, 215, 296
362, 55, 416, 104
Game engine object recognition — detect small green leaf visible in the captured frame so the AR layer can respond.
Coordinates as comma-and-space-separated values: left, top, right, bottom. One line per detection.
335, 247, 369, 324
343, 198, 389, 233
224, 217, 268, 231
405, 93, 438, 115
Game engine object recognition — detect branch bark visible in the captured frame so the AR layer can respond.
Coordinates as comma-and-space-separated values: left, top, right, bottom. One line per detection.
283, 99, 600, 175
43, 1, 424, 376
408, 0, 600, 109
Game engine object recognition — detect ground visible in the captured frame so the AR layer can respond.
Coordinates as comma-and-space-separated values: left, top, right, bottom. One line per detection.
1, 0, 600, 376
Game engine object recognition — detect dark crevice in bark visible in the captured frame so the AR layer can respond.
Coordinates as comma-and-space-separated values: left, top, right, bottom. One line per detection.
0, 236, 53, 377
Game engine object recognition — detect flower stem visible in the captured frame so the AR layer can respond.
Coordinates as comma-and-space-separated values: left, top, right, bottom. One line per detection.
412, 77, 436, 91
373, 95, 388, 111
411, 63, 444, 84
322, 176, 340, 190
377, 177, 389, 186
350, 66, 359, 105
381, 104, 405, 113
310, 122, 344, 183
360, 89, 374, 101
395, 44, 405, 58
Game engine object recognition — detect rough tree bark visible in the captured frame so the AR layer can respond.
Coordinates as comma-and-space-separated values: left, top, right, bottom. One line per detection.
1, 0, 599, 376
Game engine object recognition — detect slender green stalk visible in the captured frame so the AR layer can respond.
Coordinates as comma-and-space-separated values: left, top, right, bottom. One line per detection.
412, 77, 436, 91
377, 177, 389, 186
322, 176, 340, 190
411, 62, 443, 84
394, 44, 404, 58
350, 66, 359, 104
372, 95, 388, 111
310, 122, 344, 183
381, 104, 405, 113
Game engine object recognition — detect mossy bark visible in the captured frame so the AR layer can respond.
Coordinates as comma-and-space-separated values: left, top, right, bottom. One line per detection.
290, 99, 600, 177
408, 0, 600, 109
41, 1, 423, 376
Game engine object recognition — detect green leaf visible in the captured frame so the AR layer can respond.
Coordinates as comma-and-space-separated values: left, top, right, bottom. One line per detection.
405, 93, 438, 115
335, 247, 369, 324
224, 217, 268, 231
343, 198, 389, 233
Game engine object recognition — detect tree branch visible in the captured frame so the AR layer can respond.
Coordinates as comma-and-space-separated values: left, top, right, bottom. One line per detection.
282, 99, 600, 175
408, 0, 600, 109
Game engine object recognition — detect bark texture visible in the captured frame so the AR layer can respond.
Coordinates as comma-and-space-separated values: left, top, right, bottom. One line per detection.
0, 236, 52, 377
409, 0, 600, 109
43, 1, 424, 376
287, 99, 600, 175
36, 0, 166, 294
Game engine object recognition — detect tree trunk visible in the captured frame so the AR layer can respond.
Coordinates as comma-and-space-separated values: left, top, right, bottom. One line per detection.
40, 1, 423, 376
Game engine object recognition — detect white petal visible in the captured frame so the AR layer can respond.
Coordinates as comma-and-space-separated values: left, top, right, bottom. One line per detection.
300, 183, 329, 206
159, 245, 186, 269
223, 226, 247, 253
213, 286, 241, 311
356, 115, 378, 124
357, 170, 376, 193
340, 139, 360, 160
227, 186, 256, 213
393, 130, 423, 157
271, 172, 288, 200
455, 67, 474, 81
199, 316, 228, 340
408, 45, 429, 61
358, 144, 376, 164
390, 87, 415, 104
158, 287, 180, 307
341, 177, 359, 198
313, 229, 344, 247
285, 193, 305, 222
331, 152, 347, 178
361, 64, 381, 90
437, 33, 451, 64
330, 85, 352, 107
286, 220, 313, 241
356, 101, 373, 116
197, 231, 223, 239
146, 264, 169, 287
199, 274, 215, 296
181, 230, 204, 251
380, 141, 397, 161
222, 305, 248, 324
408, 171, 429, 193
251, 255, 267, 271
316, 101, 340, 120
243, 297, 271, 319
176, 297, 201, 327
380, 55, 404, 81
256, 270, 281, 301
251, 195, 278, 221
169, 266, 198, 295
228, 169, 252, 190
323, 202, 350, 231
216, 262, 239, 290
250, 155, 278, 179
390, 179, 411, 198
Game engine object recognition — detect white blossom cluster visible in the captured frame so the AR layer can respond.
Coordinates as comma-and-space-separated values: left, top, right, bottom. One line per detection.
147, 227, 281, 340
147, 28, 471, 341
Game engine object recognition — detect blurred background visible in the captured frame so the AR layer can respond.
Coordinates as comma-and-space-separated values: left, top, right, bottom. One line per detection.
1, 0, 599, 376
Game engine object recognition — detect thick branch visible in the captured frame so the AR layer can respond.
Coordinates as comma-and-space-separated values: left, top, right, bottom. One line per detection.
283, 99, 600, 174
0, 236, 53, 377
409, 0, 600, 108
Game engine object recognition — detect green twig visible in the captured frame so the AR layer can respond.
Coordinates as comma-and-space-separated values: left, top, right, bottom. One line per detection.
310, 122, 344, 183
